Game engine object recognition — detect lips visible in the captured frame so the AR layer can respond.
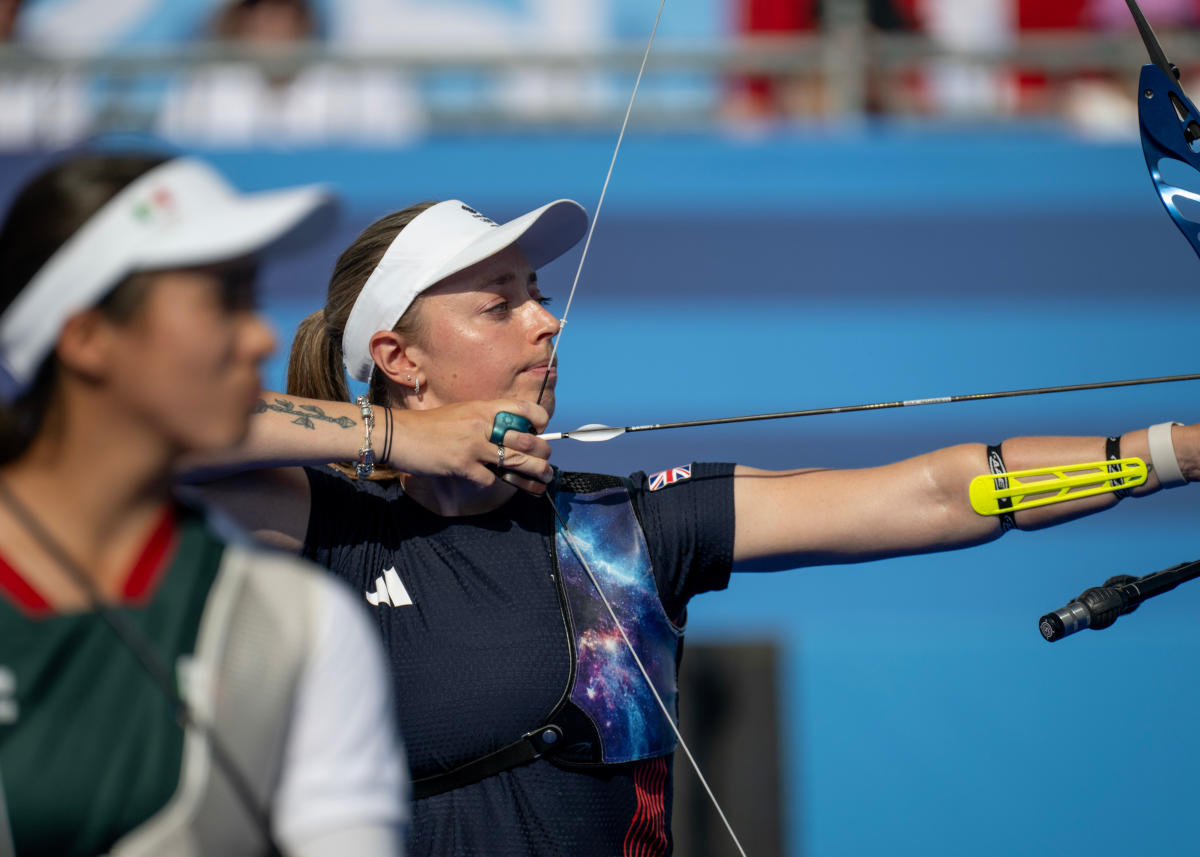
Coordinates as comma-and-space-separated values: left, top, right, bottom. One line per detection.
523, 356, 557, 375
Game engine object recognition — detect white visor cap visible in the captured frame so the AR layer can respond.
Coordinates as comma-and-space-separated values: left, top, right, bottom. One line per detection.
0, 157, 335, 402
341, 198, 588, 383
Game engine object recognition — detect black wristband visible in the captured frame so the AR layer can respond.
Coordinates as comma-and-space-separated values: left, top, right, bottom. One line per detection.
1105, 435, 1130, 499
986, 443, 1018, 532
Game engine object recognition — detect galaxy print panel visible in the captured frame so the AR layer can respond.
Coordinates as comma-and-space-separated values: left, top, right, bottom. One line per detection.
554, 487, 682, 765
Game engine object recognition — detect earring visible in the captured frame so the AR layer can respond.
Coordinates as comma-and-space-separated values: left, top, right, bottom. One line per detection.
414, 378, 421, 396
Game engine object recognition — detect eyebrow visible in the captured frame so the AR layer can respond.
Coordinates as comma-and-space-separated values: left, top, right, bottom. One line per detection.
483, 271, 539, 288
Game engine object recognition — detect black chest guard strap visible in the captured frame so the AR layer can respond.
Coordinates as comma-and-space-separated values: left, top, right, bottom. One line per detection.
412, 725, 564, 799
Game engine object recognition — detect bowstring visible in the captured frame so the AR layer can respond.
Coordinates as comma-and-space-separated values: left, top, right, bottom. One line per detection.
532, 0, 748, 849
531, 2, 749, 851
535, 0, 667, 408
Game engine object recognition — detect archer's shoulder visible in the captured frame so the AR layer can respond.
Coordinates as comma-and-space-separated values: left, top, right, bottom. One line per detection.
638, 462, 736, 495
556, 463, 736, 497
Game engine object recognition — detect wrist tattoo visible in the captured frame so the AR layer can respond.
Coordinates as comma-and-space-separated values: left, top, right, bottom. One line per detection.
254, 397, 357, 430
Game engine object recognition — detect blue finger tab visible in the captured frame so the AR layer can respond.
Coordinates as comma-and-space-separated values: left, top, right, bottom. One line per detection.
490, 411, 533, 445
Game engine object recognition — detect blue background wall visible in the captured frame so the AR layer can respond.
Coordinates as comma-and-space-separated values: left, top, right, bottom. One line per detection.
5, 127, 1199, 855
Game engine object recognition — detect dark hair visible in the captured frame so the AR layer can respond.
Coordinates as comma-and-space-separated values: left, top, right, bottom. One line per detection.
214, 0, 318, 41
286, 202, 436, 408
0, 152, 170, 463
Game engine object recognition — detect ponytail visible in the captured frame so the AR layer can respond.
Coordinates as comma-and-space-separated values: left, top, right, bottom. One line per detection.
286, 308, 349, 402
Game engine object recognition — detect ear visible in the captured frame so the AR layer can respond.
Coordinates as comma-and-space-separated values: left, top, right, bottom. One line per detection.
55, 309, 118, 384
368, 329, 420, 388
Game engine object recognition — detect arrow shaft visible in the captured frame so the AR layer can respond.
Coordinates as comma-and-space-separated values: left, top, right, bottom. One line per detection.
549, 372, 1200, 441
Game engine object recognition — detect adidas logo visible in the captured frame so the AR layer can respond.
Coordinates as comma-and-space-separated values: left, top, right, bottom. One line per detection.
365, 567, 413, 608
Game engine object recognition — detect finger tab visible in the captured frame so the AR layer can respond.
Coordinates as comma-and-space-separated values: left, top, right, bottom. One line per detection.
490, 411, 533, 445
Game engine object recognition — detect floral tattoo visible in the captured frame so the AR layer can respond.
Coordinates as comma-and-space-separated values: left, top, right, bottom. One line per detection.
254, 398, 357, 430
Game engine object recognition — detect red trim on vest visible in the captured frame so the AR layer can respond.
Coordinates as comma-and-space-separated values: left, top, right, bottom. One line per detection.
121, 505, 178, 602
624, 757, 669, 857
0, 504, 178, 615
0, 552, 52, 615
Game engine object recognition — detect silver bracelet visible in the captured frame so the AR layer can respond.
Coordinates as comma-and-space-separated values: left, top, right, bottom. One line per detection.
1147, 421, 1186, 488
355, 395, 376, 479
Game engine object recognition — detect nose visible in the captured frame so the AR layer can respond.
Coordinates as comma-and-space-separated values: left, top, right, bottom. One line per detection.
242, 312, 277, 364
527, 299, 561, 342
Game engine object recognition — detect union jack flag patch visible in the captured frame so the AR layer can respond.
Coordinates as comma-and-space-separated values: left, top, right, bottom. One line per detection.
648, 464, 691, 492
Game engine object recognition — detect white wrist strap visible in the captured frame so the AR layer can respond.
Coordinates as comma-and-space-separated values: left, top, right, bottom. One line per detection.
1147, 421, 1187, 488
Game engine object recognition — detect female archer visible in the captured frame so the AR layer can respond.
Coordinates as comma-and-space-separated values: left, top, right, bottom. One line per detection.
193, 196, 1200, 856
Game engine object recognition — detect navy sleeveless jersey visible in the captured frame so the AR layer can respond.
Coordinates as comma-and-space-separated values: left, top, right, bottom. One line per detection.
302, 463, 735, 857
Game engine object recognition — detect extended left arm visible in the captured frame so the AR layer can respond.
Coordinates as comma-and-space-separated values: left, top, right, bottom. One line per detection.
732, 422, 1200, 571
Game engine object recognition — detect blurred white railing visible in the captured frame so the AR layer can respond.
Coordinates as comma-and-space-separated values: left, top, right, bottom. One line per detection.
0, 25, 1195, 140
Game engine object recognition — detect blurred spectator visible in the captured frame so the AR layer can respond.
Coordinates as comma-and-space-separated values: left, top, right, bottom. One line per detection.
0, 0, 15, 39
725, 0, 914, 120
856, 0, 919, 114
157, 0, 426, 147
722, 0, 1200, 125
918, 0, 1017, 117
725, 0, 820, 119
918, 0, 1200, 132
329, 0, 608, 120
0, 0, 92, 148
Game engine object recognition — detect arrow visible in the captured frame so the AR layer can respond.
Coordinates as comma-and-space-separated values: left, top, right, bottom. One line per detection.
541, 372, 1200, 442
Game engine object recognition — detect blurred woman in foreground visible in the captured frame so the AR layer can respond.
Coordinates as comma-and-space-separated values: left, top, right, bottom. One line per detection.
0, 153, 407, 856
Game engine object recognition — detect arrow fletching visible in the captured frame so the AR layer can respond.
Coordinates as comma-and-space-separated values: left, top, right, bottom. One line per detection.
540, 424, 627, 443
969, 457, 1148, 516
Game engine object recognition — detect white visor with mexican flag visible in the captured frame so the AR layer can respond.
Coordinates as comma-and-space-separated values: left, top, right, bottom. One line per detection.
0, 157, 334, 402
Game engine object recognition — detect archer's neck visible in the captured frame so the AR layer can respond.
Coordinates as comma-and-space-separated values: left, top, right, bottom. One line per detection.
0, 397, 175, 578
400, 472, 518, 517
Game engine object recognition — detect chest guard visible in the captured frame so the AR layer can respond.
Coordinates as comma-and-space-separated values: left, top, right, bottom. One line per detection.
412, 472, 683, 798
546, 473, 682, 766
